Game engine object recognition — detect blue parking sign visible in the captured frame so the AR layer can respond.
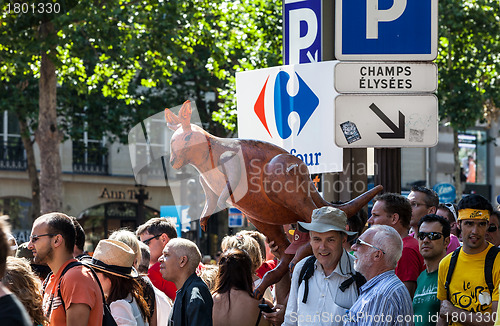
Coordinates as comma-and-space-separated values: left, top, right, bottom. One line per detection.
284, 0, 322, 64
335, 0, 437, 60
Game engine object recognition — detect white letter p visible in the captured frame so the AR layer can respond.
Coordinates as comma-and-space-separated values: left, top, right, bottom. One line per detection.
366, 0, 407, 39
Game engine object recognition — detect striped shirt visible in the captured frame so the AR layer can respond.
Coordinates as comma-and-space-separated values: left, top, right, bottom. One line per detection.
344, 270, 414, 326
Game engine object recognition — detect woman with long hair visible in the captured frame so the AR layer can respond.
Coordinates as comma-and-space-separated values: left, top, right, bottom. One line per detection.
221, 234, 274, 303
87, 239, 150, 326
2, 257, 47, 326
109, 229, 158, 326
212, 248, 271, 326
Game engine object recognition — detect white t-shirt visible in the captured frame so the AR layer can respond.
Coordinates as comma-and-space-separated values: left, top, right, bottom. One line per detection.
110, 295, 148, 326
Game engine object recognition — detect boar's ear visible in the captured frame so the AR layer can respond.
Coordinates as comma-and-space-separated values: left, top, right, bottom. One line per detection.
178, 100, 192, 131
165, 109, 181, 131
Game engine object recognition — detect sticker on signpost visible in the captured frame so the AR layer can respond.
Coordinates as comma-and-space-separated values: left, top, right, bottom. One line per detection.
340, 121, 362, 144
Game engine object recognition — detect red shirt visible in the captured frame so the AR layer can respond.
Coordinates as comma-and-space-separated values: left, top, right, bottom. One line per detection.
42, 259, 103, 326
395, 236, 425, 283
256, 259, 278, 279
148, 261, 177, 300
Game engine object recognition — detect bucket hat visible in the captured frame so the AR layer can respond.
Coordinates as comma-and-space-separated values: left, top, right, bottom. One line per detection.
298, 206, 357, 236
85, 239, 138, 278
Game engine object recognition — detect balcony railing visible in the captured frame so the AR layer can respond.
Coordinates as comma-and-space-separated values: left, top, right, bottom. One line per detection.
0, 141, 27, 171
72, 141, 108, 175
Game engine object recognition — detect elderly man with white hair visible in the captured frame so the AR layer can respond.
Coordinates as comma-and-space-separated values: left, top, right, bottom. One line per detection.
345, 225, 414, 326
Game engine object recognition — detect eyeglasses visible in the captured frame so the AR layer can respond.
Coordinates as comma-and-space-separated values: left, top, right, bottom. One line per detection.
488, 225, 498, 233
142, 234, 161, 245
410, 201, 428, 208
355, 238, 386, 254
30, 233, 57, 243
417, 232, 443, 241
444, 203, 458, 220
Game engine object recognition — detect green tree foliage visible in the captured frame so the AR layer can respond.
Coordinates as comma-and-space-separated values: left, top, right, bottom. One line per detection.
0, 0, 283, 214
437, 0, 499, 130
436, 0, 499, 197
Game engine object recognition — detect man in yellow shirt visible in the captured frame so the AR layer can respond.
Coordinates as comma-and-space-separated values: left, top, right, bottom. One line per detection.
437, 194, 500, 326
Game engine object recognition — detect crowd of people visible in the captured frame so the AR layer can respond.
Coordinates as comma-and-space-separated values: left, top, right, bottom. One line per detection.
1, 187, 500, 326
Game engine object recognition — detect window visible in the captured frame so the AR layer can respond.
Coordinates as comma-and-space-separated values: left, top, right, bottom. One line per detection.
0, 111, 27, 170
72, 111, 108, 174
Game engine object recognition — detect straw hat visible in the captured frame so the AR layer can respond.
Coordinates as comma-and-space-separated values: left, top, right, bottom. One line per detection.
86, 239, 138, 278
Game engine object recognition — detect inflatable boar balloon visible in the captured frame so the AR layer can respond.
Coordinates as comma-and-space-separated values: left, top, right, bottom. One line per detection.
165, 100, 383, 298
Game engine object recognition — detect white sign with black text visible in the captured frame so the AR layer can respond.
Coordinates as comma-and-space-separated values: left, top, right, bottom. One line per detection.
334, 62, 437, 93
335, 94, 438, 148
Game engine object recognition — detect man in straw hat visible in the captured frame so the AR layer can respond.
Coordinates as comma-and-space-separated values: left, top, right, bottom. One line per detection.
28, 212, 103, 326
281, 206, 362, 326
159, 238, 213, 326
437, 194, 500, 326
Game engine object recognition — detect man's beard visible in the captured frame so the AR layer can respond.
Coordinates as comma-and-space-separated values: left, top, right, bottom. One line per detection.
34, 246, 53, 265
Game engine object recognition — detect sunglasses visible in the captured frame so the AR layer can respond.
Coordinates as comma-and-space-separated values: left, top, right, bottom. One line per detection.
142, 234, 161, 245
488, 225, 498, 233
355, 238, 386, 254
444, 203, 458, 220
30, 233, 58, 243
417, 232, 443, 241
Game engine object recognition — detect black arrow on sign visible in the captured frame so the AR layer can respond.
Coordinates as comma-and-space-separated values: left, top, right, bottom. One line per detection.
369, 103, 405, 139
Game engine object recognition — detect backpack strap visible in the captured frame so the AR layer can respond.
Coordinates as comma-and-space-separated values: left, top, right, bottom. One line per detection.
445, 247, 461, 301
42, 271, 53, 296
339, 272, 367, 295
57, 261, 84, 311
484, 245, 500, 295
298, 256, 317, 304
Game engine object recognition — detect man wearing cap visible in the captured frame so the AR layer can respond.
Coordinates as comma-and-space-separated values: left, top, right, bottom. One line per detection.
282, 206, 361, 326
28, 212, 103, 326
437, 194, 500, 326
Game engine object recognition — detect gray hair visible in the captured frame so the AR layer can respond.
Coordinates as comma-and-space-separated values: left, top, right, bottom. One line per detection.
109, 229, 142, 265
369, 225, 403, 268
137, 241, 150, 274
167, 238, 201, 274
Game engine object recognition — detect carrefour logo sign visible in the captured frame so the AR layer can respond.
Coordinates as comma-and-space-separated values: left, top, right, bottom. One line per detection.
254, 71, 319, 139
236, 61, 343, 174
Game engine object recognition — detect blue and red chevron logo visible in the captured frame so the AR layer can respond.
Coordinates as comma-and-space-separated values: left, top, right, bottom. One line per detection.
254, 71, 319, 139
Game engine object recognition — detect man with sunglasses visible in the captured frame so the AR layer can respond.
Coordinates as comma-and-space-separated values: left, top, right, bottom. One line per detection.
413, 214, 450, 326
27, 212, 103, 326
437, 194, 500, 326
486, 211, 500, 247
346, 224, 413, 326
136, 217, 178, 300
